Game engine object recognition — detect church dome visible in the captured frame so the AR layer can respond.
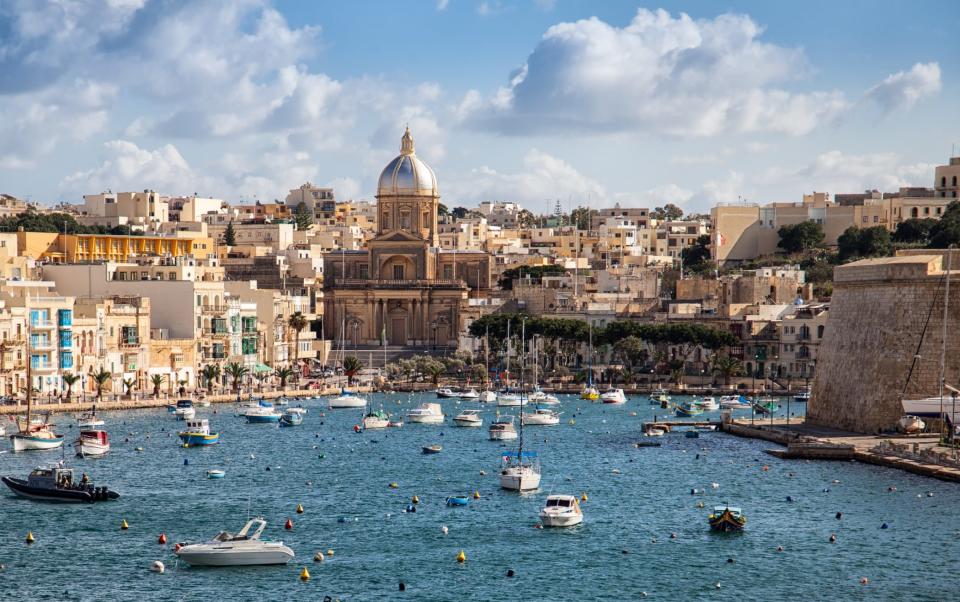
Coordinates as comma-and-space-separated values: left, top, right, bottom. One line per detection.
377, 127, 438, 197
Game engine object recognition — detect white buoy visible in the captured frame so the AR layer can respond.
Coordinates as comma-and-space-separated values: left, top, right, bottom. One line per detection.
710, 482, 719, 489
441, 525, 449, 535
151, 560, 165, 573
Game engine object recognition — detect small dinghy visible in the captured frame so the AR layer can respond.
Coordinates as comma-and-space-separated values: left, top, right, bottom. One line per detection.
206, 469, 226, 479
422, 444, 443, 454
445, 496, 469, 507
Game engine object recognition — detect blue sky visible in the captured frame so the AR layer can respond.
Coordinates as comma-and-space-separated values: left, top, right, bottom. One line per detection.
0, 0, 957, 213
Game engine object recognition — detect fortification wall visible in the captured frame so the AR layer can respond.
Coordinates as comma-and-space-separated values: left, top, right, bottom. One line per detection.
809, 252, 960, 433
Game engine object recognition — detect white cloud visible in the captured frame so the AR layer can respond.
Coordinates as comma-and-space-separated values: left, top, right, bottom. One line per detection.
865, 62, 941, 112
615, 184, 695, 206
445, 149, 607, 212
792, 150, 935, 193
702, 171, 746, 204
534, 0, 557, 11
436, 0, 449, 10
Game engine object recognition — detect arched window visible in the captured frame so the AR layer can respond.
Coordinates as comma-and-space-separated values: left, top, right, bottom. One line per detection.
817, 325, 825, 339
911, 207, 918, 218
953, 176, 958, 186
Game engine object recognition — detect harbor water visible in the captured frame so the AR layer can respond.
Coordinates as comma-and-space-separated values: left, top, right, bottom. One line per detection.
1, 393, 956, 601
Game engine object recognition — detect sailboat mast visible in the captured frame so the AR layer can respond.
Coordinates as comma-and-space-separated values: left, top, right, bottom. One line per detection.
24, 323, 32, 433
588, 321, 593, 388
519, 318, 526, 460
484, 324, 490, 386
506, 319, 511, 388
940, 250, 952, 435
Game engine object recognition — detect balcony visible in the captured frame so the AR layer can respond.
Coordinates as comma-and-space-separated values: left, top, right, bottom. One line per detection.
335, 278, 465, 290
204, 329, 231, 338
202, 305, 228, 314
119, 337, 141, 348
30, 340, 54, 351
31, 362, 56, 372
30, 320, 55, 330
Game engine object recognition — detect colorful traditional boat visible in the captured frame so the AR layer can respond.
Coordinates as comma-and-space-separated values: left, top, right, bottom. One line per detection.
73, 430, 110, 456
179, 419, 220, 446
675, 401, 704, 417
708, 506, 746, 532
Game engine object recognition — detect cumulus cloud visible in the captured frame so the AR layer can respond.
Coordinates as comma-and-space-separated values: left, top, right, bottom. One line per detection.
865, 62, 941, 112
791, 150, 935, 193
446, 149, 607, 212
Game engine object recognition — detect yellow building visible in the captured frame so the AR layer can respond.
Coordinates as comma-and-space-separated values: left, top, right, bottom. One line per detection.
16, 231, 214, 263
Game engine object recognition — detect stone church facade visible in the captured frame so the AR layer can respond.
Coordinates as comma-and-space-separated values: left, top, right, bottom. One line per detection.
322, 128, 491, 349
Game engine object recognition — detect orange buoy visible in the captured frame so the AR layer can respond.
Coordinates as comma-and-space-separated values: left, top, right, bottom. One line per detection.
158, 533, 167, 545
762, 465, 770, 471
296, 503, 304, 514
285, 518, 294, 530
174, 543, 183, 553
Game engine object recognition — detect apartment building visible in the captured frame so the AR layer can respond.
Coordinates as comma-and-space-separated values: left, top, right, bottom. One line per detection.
778, 303, 829, 381
935, 156, 960, 199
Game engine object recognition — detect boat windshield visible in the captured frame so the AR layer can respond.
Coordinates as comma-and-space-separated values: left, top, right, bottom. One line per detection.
546, 498, 572, 507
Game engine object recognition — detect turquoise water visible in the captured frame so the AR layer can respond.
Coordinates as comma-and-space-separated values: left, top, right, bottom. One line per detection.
1, 394, 956, 601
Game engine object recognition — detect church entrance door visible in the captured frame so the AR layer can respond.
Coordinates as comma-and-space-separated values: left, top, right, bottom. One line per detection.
390, 318, 406, 346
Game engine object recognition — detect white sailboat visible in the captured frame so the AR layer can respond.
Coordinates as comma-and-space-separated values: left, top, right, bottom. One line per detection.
10, 334, 63, 452
500, 319, 541, 492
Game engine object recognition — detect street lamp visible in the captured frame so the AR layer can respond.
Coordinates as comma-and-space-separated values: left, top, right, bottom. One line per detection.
751, 351, 760, 426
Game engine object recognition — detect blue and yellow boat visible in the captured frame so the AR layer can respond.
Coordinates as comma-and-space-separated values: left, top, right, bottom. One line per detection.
178, 419, 219, 447
708, 506, 746, 532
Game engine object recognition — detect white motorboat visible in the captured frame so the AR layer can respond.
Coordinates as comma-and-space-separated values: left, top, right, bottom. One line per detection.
406, 403, 445, 424
73, 430, 110, 456
174, 400, 195, 420
794, 389, 811, 403
719, 395, 751, 409
174, 517, 295, 566
286, 407, 308, 416
898, 415, 926, 434
453, 409, 484, 427
195, 398, 211, 408
436, 388, 458, 399
521, 408, 560, 426
244, 404, 282, 424
488, 414, 518, 440
644, 428, 665, 437
600, 388, 627, 404
362, 409, 390, 430
478, 390, 497, 403
76, 412, 104, 428
539, 494, 583, 527
500, 451, 541, 491
537, 393, 561, 405
695, 396, 720, 411
497, 393, 527, 407
459, 389, 479, 400
528, 389, 547, 403
649, 388, 670, 401
11, 428, 64, 452
329, 389, 368, 409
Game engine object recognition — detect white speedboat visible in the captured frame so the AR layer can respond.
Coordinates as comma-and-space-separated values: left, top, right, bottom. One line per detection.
195, 398, 211, 408
497, 393, 527, 407
244, 404, 282, 424
286, 407, 308, 416
521, 408, 560, 426
649, 388, 669, 401
436, 388, 458, 399
500, 451, 540, 491
488, 415, 518, 440
600, 388, 627, 404
174, 399, 195, 420
719, 395, 751, 409
406, 403, 444, 424
540, 494, 583, 527
73, 430, 110, 456
174, 517, 295, 566
76, 412, 105, 428
538, 393, 561, 405
329, 389, 368, 409
459, 389, 480, 400
478, 390, 497, 403
453, 409, 484, 427
695, 396, 719, 411
11, 428, 64, 452
528, 389, 547, 403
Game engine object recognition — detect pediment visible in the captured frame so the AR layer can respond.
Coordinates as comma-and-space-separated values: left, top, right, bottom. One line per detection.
371, 229, 424, 243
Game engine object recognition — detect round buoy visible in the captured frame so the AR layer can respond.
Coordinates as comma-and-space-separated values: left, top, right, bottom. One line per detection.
881, 523, 889, 529
441, 525, 449, 535
354, 425, 360, 433
696, 501, 704, 508
829, 533, 837, 543
300, 566, 311, 581
456, 550, 466, 563
399, 582, 406, 592
266, 466, 271, 471
887, 486, 896, 492
710, 482, 719, 489
473, 490, 481, 499
412, 495, 420, 504
151, 560, 165, 574
121, 519, 129, 530
534, 523, 543, 529
326, 549, 335, 557
173, 543, 183, 553
479, 470, 486, 476
158, 533, 167, 545
786, 496, 794, 503
836, 512, 843, 520
860, 577, 869, 585
776, 546, 784, 552
670, 533, 677, 539
506, 569, 515, 577
337, 517, 347, 523
390, 482, 399, 489
285, 518, 294, 530
690, 488, 698, 495
406, 504, 416, 513
622, 549, 630, 554
296, 503, 304, 514
581, 492, 588, 502
314, 552, 325, 562
726, 557, 734, 563
715, 582, 721, 589
762, 465, 769, 471
25, 531, 35, 544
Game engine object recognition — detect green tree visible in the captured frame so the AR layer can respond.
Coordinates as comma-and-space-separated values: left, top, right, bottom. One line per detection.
223, 220, 237, 246
343, 355, 363, 385
570, 206, 593, 229
928, 201, 960, 248
224, 362, 249, 393
681, 234, 713, 273
89, 368, 112, 402
274, 366, 294, 389
777, 221, 825, 254
497, 264, 566, 290
712, 355, 743, 386
122, 378, 136, 396
424, 361, 446, 386
201, 364, 221, 395
893, 218, 937, 244
438, 203, 449, 216
651, 204, 684, 221
287, 311, 308, 365
451, 207, 469, 219
517, 209, 537, 228
838, 226, 892, 261
294, 201, 314, 231
62, 373, 81, 402
150, 374, 166, 397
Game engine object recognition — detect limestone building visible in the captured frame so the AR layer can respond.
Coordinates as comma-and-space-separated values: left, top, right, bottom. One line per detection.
322, 129, 491, 349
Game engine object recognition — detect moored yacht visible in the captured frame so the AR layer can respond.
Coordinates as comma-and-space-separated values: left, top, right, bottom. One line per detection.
174, 399, 196, 420
521, 408, 560, 426
539, 494, 583, 527
179, 419, 220, 446
453, 409, 483, 427
73, 430, 110, 456
497, 393, 527, 407
76, 412, 104, 428
174, 517, 295, 566
245, 402, 282, 424
675, 400, 703, 417
362, 408, 390, 430
459, 389, 480, 400
488, 414, 518, 440
435, 388, 458, 398
719, 395, 751, 409
500, 450, 540, 491
2, 465, 119, 503
11, 427, 64, 452
406, 402, 444, 424
600, 388, 627, 404
695, 396, 719, 411
328, 389, 368, 409
478, 390, 497, 403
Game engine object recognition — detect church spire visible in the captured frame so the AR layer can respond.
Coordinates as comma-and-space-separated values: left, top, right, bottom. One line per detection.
400, 126, 415, 155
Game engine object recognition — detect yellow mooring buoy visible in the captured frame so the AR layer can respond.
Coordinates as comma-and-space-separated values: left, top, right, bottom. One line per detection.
456, 550, 466, 563
121, 519, 129, 530
473, 490, 481, 499
25, 531, 35, 544
300, 566, 311, 581
296, 503, 304, 514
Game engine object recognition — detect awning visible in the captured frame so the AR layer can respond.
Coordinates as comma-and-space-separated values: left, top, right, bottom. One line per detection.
254, 363, 273, 373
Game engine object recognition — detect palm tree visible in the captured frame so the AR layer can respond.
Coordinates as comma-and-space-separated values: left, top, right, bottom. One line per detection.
122, 378, 136, 397
343, 355, 362, 386
201, 364, 220, 395
150, 374, 166, 397
62, 373, 81, 403
712, 355, 744, 386
224, 362, 249, 393
287, 311, 308, 367
90, 367, 112, 402
274, 366, 294, 389
425, 361, 445, 387
254, 372, 268, 392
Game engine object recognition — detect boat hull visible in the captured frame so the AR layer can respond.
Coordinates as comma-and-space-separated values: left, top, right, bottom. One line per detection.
540, 511, 583, 527
329, 397, 367, 408
709, 512, 746, 532
499, 469, 541, 491
453, 417, 483, 427
74, 441, 110, 456
497, 396, 527, 407
406, 415, 444, 424
11, 433, 64, 452
245, 414, 281, 424
175, 545, 294, 566
362, 418, 389, 429
179, 432, 220, 446
489, 429, 518, 441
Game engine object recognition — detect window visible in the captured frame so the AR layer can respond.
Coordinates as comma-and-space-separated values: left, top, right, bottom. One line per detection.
954, 176, 958, 186
942, 176, 947, 187
400, 211, 410, 229
393, 264, 404, 279
873, 216, 879, 223
443, 265, 453, 279
924, 207, 930, 215
358, 264, 368, 279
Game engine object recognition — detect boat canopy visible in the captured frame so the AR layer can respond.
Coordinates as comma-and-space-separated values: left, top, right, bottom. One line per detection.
738, 395, 750, 404
714, 506, 741, 514
501, 451, 538, 458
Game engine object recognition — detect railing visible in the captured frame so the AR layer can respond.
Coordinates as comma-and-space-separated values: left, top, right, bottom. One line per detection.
119, 338, 141, 348
203, 329, 231, 338
202, 305, 228, 313
335, 278, 464, 288
30, 320, 55, 329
